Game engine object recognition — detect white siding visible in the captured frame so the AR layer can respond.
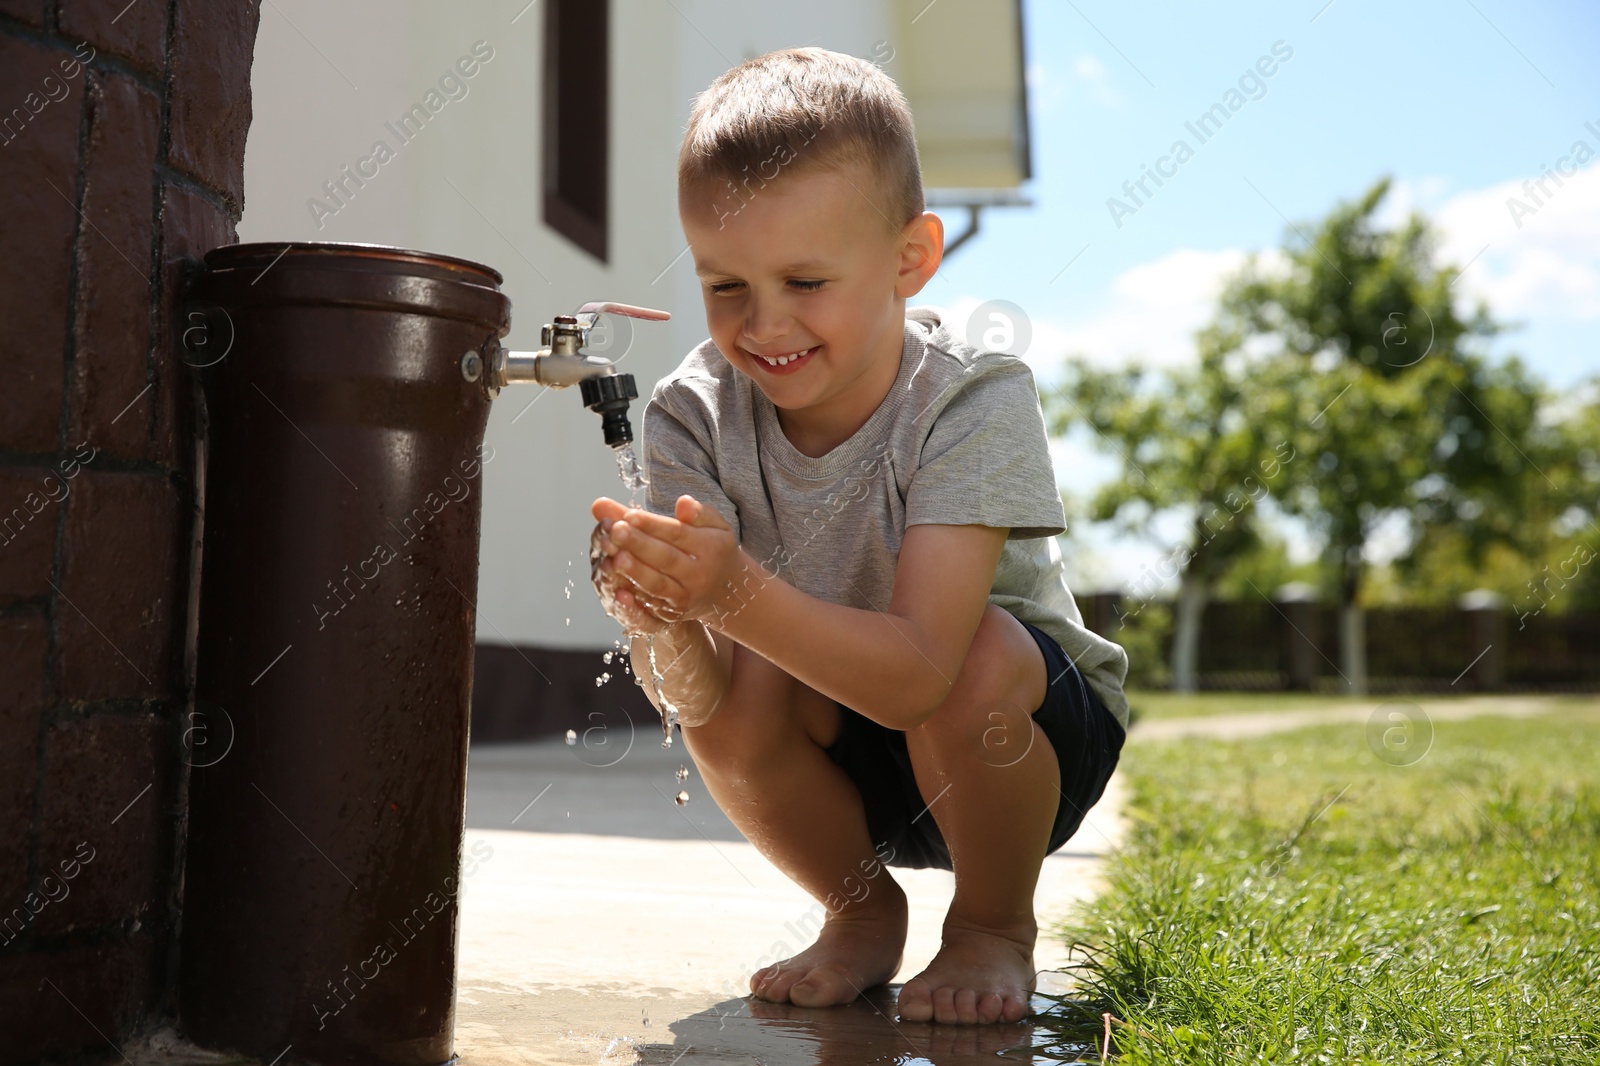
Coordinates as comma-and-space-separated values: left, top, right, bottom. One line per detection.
239, 1, 920, 652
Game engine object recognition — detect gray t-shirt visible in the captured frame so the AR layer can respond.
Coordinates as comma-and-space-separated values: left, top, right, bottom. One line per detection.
638, 306, 1130, 729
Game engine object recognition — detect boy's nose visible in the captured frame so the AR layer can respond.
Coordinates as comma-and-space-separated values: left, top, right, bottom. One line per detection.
741, 297, 792, 348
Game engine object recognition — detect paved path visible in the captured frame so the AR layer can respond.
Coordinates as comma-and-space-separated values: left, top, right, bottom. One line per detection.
453, 730, 1125, 1064
118, 695, 1573, 1064
1131, 694, 1564, 742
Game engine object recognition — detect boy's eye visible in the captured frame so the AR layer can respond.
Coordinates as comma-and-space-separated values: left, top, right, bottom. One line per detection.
707, 279, 824, 294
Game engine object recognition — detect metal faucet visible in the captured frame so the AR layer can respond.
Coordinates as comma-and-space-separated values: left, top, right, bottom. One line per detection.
481, 301, 670, 447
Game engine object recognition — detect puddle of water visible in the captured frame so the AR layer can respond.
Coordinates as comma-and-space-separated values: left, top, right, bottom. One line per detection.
456, 982, 1098, 1065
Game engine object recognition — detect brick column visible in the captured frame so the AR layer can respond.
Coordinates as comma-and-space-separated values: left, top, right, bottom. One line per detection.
0, 3, 259, 1060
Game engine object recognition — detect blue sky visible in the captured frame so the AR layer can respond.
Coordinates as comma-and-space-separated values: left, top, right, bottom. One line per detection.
918, 0, 1600, 589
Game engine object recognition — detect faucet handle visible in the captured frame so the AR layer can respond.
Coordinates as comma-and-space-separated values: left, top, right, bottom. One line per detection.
575, 301, 672, 329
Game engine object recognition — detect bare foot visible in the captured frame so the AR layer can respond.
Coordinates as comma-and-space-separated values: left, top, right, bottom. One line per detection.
896, 916, 1037, 1024
751, 887, 908, 1008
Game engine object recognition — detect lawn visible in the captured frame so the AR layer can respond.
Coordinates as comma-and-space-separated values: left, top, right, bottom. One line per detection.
1037, 707, 1600, 1064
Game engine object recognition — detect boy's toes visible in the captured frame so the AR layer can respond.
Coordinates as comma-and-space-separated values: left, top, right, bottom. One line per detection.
751, 962, 802, 1002
789, 965, 861, 1008
896, 977, 934, 1022
752, 962, 862, 1007
1001, 991, 1030, 1023
977, 990, 1006, 1024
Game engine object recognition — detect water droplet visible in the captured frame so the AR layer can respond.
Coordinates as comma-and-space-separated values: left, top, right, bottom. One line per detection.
564, 729, 577, 746
602, 651, 613, 664
675, 765, 689, 782
615, 443, 650, 506
565, 617, 571, 626
643, 632, 679, 749
594, 672, 611, 687
673, 790, 689, 806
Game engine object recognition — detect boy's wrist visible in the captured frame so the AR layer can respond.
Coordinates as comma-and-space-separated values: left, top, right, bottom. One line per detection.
703, 549, 771, 634
634, 614, 707, 650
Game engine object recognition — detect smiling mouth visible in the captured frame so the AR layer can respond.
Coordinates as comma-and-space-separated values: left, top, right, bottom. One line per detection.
751, 346, 816, 369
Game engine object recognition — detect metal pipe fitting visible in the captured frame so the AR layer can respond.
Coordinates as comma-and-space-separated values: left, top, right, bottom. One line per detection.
486, 301, 669, 446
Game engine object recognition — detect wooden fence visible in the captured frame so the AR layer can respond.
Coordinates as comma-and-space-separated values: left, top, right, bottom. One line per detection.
1076, 591, 1600, 692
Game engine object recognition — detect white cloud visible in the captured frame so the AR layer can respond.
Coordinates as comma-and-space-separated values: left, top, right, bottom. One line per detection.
1012, 157, 1600, 381
947, 247, 1287, 380
1371, 174, 1453, 230
1070, 51, 1124, 108
1032, 160, 1600, 389
939, 292, 1085, 381
939, 144, 1600, 589
1025, 61, 1067, 116
1401, 156, 1600, 322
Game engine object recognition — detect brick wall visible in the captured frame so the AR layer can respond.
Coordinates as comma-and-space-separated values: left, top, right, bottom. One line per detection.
0, 1, 259, 1060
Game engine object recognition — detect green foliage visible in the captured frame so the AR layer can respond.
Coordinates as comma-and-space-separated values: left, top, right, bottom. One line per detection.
1043, 316, 1284, 590
1109, 600, 1173, 691
1211, 176, 1544, 606
1039, 711, 1600, 1064
1379, 370, 1600, 612
1045, 175, 1593, 626
1210, 528, 1320, 603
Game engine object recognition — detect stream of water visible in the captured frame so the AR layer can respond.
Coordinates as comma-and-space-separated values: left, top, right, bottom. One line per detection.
611, 442, 682, 753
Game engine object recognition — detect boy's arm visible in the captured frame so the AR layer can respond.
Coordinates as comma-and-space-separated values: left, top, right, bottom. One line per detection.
605, 495, 1007, 731
624, 618, 733, 728
592, 497, 733, 726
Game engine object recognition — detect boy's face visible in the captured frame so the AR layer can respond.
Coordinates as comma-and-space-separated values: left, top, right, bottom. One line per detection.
681, 161, 939, 419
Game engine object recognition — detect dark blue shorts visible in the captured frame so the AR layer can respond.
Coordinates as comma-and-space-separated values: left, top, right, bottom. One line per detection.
821, 619, 1126, 870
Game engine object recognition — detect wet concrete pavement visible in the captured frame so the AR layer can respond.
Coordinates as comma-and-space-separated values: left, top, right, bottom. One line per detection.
453, 729, 1123, 1065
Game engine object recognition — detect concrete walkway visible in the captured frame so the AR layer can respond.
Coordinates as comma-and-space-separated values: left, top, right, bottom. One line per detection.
453, 727, 1124, 1065
1132, 694, 1565, 742
113, 694, 1576, 1064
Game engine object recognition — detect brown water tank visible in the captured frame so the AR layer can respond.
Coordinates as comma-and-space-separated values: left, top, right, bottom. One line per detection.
176, 242, 510, 1065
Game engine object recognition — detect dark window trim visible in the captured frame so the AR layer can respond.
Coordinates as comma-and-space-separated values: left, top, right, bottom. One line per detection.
542, 0, 609, 262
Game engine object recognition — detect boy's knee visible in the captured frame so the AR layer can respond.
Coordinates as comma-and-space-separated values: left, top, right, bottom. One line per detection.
681, 693, 766, 768
682, 655, 838, 767
913, 606, 1041, 750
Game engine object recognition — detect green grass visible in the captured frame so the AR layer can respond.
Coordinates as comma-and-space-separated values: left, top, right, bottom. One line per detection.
1037, 709, 1600, 1064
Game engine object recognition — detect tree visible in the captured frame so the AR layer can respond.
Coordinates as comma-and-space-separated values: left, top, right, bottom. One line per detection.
1214, 176, 1547, 691
1044, 316, 1294, 692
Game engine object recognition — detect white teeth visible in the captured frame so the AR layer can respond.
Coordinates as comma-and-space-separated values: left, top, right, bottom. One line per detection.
761, 347, 811, 367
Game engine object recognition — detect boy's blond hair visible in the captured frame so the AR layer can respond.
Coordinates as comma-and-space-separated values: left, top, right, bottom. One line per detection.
678, 47, 924, 230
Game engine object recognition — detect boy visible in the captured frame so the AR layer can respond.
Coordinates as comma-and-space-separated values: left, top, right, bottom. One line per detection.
589, 47, 1129, 1026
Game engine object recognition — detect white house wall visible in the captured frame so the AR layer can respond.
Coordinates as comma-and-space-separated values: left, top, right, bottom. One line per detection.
240, 1, 905, 653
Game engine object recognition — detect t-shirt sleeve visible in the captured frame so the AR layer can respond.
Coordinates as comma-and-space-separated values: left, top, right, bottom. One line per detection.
638, 386, 743, 542
905, 359, 1066, 539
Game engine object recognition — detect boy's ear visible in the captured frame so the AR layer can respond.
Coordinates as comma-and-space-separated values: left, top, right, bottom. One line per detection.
895, 211, 944, 299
